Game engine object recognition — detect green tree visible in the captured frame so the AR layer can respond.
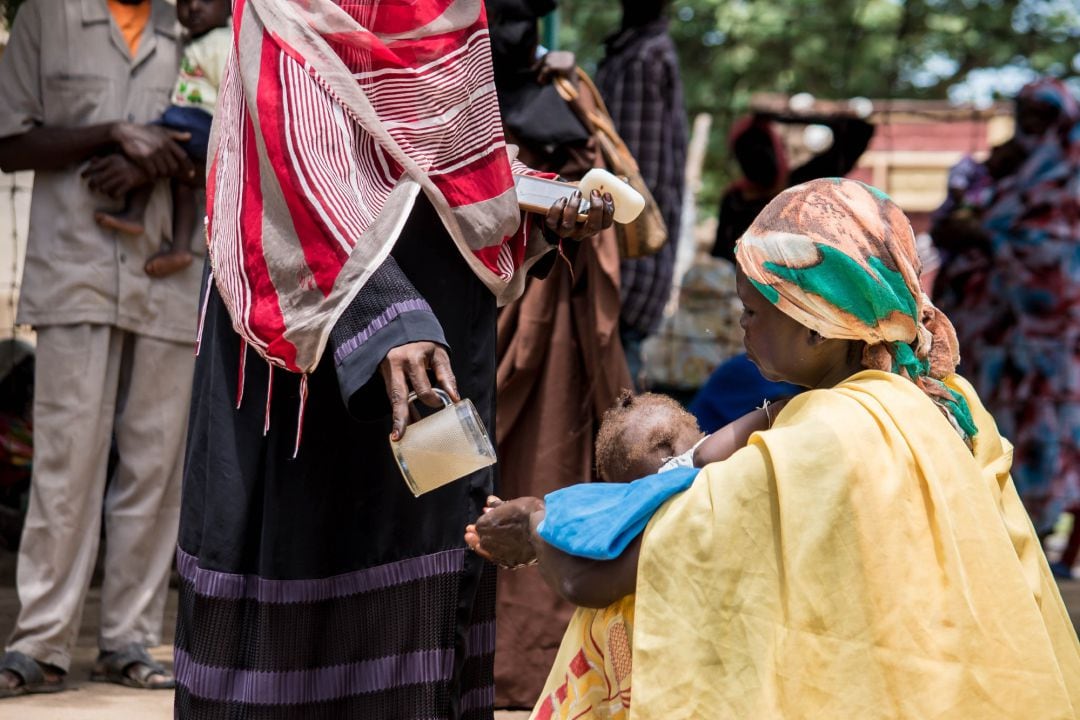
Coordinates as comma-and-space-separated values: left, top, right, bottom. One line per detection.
557, 0, 1080, 209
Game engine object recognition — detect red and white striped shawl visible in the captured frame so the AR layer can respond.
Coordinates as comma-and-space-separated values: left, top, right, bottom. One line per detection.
206, 0, 536, 374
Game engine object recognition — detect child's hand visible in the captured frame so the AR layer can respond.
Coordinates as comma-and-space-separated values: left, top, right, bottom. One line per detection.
465, 496, 545, 569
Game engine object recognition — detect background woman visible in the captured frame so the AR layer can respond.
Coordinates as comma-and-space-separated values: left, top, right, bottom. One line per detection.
934, 78, 1080, 537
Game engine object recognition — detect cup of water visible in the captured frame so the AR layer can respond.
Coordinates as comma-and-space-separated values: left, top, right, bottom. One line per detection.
389, 389, 497, 497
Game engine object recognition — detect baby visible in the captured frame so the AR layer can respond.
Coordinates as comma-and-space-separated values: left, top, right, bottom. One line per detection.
467, 392, 779, 718
95, 0, 232, 277
466, 390, 778, 570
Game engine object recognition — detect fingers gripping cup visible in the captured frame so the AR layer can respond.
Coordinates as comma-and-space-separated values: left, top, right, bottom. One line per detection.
389, 389, 497, 497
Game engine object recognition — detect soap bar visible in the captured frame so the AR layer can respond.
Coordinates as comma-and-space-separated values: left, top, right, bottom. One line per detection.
578, 168, 645, 224
514, 174, 589, 218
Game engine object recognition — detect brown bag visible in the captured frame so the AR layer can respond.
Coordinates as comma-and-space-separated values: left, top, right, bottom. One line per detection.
553, 68, 668, 259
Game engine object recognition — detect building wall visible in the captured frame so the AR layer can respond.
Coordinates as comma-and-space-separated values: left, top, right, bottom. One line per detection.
752, 94, 1015, 233
851, 113, 1014, 232
0, 170, 32, 343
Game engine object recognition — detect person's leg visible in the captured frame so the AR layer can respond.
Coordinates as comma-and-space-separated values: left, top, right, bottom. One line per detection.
144, 181, 195, 278
94, 184, 153, 236
97, 332, 191, 682
3, 325, 121, 676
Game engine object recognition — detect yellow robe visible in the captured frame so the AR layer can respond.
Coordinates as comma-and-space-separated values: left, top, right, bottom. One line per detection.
536, 370, 1080, 719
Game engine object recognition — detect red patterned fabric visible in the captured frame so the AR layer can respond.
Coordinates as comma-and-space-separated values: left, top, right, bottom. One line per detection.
207, 0, 534, 373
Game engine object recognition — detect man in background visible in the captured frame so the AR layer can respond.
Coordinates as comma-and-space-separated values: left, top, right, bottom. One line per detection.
596, 0, 689, 387
0, 0, 200, 696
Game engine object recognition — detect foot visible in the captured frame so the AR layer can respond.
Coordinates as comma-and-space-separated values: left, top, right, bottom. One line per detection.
91, 645, 175, 690
94, 211, 145, 236
120, 661, 174, 690
144, 249, 194, 278
0, 652, 65, 699
0, 666, 63, 690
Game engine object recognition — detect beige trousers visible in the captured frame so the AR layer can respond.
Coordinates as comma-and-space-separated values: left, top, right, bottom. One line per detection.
6, 324, 192, 671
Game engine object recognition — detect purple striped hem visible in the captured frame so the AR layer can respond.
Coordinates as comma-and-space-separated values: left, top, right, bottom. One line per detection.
175, 547, 465, 603
333, 299, 433, 365
175, 648, 453, 705
460, 684, 495, 713
465, 620, 496, 657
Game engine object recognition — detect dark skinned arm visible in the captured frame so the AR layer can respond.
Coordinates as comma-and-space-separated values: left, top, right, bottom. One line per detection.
0, 123, 193, 179
465, 497, 639, 609
0, 124, 115, 173
693, 399, 788, 466
528, 509, 641, 608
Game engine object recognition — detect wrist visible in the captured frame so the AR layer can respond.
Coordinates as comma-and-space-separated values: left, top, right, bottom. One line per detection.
526, 507, 547, 541
105, 122, 129, 148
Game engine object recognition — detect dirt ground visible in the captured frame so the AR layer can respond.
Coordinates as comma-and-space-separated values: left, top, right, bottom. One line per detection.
0, 549, 1076, 719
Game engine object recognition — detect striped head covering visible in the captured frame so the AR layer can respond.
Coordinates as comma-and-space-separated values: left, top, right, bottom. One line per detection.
736, 178, 977, 440
207, 0, 535, 374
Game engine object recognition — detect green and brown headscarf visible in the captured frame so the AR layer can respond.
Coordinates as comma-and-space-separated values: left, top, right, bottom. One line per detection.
735, 178, 977, 441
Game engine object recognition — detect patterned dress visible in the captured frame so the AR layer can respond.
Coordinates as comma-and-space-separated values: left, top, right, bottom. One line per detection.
938, 78, 1080, 532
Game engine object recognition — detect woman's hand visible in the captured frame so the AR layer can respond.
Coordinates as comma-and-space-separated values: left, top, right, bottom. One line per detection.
109, 122, 195, 181
379, 341, 459, 440
545, 189, 615, 241
465, 495, 545, 568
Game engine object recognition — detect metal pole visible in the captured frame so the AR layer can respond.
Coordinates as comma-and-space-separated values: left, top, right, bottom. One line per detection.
540, 10, 559, 51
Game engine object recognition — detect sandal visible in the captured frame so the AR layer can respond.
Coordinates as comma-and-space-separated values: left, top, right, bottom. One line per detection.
90, 644, 175, 690
0, 651, 66, 699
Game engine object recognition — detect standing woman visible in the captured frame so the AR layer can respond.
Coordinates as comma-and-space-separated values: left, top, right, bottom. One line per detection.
938, 78, 1080, 535
174, 1, 612, 718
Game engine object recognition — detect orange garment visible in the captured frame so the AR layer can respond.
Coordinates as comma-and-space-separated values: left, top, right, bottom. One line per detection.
107, 0, 151, 57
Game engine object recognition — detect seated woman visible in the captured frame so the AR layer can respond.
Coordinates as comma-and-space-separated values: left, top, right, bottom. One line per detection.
469, 178, 1080, 719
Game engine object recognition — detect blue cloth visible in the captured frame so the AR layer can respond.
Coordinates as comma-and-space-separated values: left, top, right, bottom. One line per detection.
689, 353, 800, 433
536, 466, 699, 560
156, 105, 213, 162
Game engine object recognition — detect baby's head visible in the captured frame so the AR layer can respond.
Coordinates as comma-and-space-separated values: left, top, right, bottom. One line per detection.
595, 391, 704, 483
177, 0, 231, 38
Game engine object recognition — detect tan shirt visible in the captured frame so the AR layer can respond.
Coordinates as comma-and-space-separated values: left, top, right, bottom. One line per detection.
0, 0, 204, 344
